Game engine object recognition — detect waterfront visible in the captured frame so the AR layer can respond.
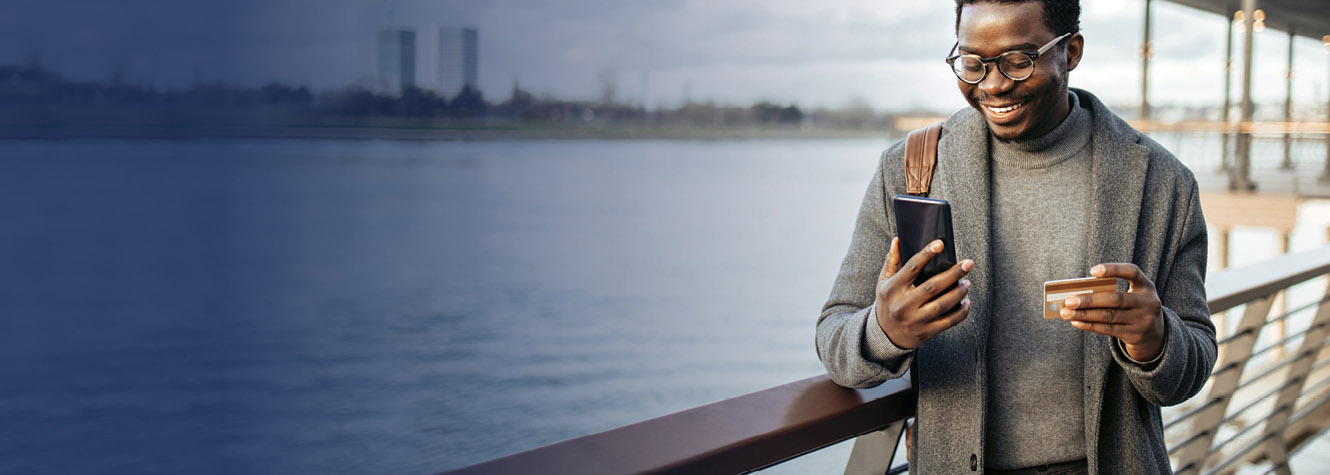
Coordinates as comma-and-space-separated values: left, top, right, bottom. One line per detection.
0, 138, 891, 473
2, 137, 1327, 474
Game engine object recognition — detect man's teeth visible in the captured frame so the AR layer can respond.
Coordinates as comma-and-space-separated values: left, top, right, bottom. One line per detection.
987, 103, 1024, 114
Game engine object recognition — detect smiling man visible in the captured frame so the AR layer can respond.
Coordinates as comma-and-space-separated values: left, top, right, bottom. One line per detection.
815, 1, 1215, 473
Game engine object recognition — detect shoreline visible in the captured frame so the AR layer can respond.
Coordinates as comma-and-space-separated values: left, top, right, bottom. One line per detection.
0, 123, 900, 142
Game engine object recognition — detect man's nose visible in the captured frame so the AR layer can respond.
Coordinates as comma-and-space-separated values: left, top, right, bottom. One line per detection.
977, 64, 1015, 96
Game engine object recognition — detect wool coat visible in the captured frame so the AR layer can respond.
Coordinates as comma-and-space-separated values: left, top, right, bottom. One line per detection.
816, 88, 1215, 474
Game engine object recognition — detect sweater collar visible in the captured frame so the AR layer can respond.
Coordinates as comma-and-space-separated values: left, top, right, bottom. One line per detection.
989, 92, 1091, 169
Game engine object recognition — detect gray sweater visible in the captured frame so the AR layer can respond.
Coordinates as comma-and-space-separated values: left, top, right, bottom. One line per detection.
817, 89, 1215, 474
985, 92, 1092, 468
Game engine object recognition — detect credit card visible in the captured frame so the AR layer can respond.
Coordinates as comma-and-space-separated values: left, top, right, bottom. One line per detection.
1043, 277, 1118, 319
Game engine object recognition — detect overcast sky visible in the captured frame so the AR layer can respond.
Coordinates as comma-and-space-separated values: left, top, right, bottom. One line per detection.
3, 0, 1327, 113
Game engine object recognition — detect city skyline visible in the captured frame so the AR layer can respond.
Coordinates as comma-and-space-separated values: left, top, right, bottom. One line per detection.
3, 0, 1329, 113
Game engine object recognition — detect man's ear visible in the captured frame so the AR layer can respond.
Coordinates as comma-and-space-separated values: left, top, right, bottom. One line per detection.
1066, 33, 1084, 71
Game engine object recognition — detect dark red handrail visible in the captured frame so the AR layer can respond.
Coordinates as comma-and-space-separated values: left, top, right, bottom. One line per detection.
441, 375, 914, 474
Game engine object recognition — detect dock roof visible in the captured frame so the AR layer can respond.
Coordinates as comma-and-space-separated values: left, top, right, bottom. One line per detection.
1165, 0, 1330, 41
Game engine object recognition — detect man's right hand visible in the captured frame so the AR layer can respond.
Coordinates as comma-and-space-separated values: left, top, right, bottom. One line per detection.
875, 237, 974, 349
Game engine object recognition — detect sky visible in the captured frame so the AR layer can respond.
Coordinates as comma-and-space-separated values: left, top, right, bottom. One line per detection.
3, 0, 1328, 114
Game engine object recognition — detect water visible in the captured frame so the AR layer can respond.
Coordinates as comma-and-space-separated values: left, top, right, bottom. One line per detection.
6, 136, 1328, 474
0, 137, 893, 474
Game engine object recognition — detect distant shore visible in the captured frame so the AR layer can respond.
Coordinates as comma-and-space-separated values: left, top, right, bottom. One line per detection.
0, 122, 900, 142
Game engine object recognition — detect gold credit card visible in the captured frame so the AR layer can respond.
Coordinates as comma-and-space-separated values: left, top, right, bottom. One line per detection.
1043, 277, 1118, 319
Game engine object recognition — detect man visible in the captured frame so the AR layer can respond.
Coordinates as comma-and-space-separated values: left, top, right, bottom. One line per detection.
815, 1, 1215, 473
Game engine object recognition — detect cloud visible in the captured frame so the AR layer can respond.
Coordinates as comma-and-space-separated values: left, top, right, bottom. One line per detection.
2, 0, 1319, 112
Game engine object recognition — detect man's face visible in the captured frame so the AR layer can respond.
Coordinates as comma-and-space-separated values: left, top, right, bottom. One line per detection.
955, 1, 1082, 141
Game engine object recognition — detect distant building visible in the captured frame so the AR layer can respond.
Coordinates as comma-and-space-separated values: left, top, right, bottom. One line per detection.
437, 27, 478, 98
378, 29, 416, 96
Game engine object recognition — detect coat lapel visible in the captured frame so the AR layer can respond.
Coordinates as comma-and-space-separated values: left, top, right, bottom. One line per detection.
1077, 89, 1151, 469
913, 109, 996, 466
934, 110, 994, 344
1083, 99, 1149, 278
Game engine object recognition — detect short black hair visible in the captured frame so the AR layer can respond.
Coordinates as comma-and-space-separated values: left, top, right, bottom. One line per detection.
954, 0, 1081, 36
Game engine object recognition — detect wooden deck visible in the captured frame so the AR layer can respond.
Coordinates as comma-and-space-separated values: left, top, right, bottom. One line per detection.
1194, 162, 1330, 200
1199, 192, 1302, 232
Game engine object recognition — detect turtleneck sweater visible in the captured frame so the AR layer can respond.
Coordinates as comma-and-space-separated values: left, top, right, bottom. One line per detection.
984, 91, 1094, 469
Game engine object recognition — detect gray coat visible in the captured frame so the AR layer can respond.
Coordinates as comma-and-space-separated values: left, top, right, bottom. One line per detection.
816, 89, 1215, 474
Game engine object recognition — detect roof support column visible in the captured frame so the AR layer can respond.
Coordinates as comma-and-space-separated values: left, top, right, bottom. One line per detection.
1140, 0, 1153, 121
1282, 29, 1295, 170
1221, 11, 1235, 172
1231, 0, 1258, 192
1322, 46, 1330, 182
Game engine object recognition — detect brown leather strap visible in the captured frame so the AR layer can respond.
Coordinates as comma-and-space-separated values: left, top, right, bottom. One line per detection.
904, 122, 943, 196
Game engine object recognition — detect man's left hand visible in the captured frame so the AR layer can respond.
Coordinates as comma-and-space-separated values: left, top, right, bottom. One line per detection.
1061, 263, 1165, 362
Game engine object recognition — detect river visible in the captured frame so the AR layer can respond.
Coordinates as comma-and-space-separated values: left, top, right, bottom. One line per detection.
2, 137, 1325, 474
0, 138, 894, 473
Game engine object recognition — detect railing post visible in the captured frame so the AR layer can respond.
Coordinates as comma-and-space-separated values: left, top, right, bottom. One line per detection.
1176, 294, 1276, 473
1260, 280, 1330, 473
1324, 130, 1330, 180
1215, 227, 1231, 350
1273, 231, 1291, 359
1219, 9, 1234, 173
1323, 54, 1330, 183
1230, 0, 1257, 191
1140, 0, 1152, 122
1281, 28, 1294, 170
844, 420, 906, 475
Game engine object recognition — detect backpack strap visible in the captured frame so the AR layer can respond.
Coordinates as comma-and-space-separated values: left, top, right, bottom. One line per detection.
904, 122, 943, 196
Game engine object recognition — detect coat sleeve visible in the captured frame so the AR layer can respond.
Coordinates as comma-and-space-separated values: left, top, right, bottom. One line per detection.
816, 146, 915, 389
1110, 179, 1216, 406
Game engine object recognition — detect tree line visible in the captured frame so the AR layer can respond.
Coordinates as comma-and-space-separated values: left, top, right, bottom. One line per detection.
0, 64, 851, 128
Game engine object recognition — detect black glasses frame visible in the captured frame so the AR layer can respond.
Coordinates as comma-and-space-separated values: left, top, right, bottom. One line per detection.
945, 32, 1071, 84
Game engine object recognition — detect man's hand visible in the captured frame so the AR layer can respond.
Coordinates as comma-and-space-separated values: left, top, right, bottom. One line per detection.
875, 237, 974, 349
1061, 263, 1166, 362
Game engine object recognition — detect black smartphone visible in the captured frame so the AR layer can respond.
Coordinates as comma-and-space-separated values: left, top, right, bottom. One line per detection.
891, 195, 958, 286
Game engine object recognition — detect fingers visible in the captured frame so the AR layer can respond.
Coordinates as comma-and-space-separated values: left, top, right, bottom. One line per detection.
1061, 307, 1130, 324
922, 278, 971, 317
873, 239, 973, 349
916, 258, 974, 298
879, 237, 901, 281
893, 238, 946, 290
1061, 293, 1160, 342
1091, 263, 1154, 291
926, 297, 971, 335
1063, 290, 1136, 311
896, 239, 944, 285
1068, 319, 1122, 336
1067, 264, 1166, 352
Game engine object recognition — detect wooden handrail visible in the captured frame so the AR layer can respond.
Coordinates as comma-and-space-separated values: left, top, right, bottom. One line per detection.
442, 375, 914, 474
1206, 245, 1330, 315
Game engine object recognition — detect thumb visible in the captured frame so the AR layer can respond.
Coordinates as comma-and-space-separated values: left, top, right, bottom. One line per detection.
879, 237, 901, 281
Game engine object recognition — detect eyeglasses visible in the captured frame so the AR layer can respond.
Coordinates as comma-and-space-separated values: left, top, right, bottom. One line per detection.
945, 32, 1071, 84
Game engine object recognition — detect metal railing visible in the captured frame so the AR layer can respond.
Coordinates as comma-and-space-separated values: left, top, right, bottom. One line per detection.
444, 245, 1330, 474
1167, 245, 1330, 474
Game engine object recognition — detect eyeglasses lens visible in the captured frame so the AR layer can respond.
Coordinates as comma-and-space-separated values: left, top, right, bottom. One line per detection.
999, 53, 1034, 80
954, 57, 985, 83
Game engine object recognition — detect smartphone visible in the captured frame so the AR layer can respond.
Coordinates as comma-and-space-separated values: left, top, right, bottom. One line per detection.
892, 195, 958, 286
